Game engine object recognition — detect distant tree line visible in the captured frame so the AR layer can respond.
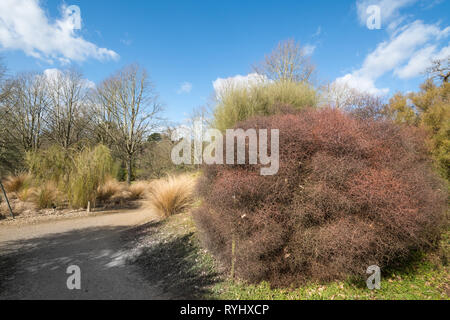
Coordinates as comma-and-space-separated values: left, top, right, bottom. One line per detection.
0, 62, 165, 183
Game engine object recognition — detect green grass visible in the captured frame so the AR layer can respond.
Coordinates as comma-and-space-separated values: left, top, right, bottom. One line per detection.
157, 211, 450, 300
210, 260, 449, 300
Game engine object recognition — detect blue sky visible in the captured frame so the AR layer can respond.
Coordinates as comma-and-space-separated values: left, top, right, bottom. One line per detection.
0, 0, 449, 123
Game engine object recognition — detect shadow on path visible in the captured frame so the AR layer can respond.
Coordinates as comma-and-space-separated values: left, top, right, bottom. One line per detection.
124, 220, 220, 299
0, 224, 165, 300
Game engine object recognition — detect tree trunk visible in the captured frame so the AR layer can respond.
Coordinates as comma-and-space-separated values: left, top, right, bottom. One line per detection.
126, 157, 132, 185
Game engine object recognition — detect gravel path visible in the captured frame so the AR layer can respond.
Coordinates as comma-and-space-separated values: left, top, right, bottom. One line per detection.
0, 209, 167, 300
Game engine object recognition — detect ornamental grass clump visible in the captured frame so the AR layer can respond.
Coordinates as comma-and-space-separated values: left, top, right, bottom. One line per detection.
148, 174, 196, 218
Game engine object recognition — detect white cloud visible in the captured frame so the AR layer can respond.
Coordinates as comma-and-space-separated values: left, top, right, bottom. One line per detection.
213, 73, 269, 99
0, 0, 119, 64
395, 45, 450, 78
394, 45, 436, 78
335, 73, 389, 95
43, 68, 61, 81
177, 82, 193, 94
43, 68, 96, 89
334, 20, 450, 94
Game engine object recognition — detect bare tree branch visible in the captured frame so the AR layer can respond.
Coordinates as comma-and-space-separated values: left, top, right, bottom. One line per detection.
95, 64, 163, 184
253, 39, 316, 83
427, 57, 450, 84
3, 72, 48, 151
43, 69, 92, 148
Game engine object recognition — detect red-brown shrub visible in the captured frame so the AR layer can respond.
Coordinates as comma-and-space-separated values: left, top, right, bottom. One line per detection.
193, 108, 447, 286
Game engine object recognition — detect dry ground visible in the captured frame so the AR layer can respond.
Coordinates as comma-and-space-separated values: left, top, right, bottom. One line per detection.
0, 208, 169, 300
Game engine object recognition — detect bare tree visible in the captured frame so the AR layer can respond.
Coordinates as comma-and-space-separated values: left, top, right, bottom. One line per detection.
44, 69, 92, 148
95, 64, 163, 184
3, 72, 48, 151
347, 91, 386, 120
324, 82, 386, 119
427, 57, 450, 84
0, 58, 6, 96
324, 82, 355, 109
0, 57, 10, 104
0, 59, 24, 176
253, 39, 316, 83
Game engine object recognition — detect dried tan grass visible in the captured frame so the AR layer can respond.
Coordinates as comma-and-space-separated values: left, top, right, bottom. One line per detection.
128, 181, 149, 200
3, 173, 32, 194
31, 182, 63, 209
0, 199, 36, 217
96, 178, 150, 208
147, 174, 196, 218
17, 186, 36, 202
96, 178, 123, 202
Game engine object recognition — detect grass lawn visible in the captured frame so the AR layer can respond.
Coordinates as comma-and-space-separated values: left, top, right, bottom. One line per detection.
211, 261, 449, 300
135, 210, 450, 300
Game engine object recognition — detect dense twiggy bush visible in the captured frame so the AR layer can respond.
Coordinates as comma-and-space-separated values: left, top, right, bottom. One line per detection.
194, 108, 447, 286
213, 80, 317, 131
